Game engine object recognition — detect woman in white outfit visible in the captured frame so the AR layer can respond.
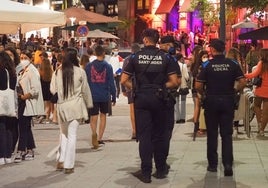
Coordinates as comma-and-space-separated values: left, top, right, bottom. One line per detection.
50, 47, 93, 174
15, 51, 45, 163
226, 48, 245, 138
175, 53, 190, 123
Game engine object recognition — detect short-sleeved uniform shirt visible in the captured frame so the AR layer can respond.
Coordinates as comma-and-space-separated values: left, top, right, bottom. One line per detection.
196, 55, 244, 96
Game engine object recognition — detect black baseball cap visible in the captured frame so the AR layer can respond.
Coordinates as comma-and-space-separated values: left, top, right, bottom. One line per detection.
160, 36, 175, 44
209, 39, 225, 52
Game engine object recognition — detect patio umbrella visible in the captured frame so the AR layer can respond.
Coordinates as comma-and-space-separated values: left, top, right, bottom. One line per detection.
62, 7, 122, 25
0, 0, 65, 34
60, 23, 114, 32
232, 18, 258, 29
86, 29, 119, 39
239, 26, 268, 40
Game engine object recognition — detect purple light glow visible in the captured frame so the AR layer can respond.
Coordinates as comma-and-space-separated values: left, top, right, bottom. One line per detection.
191, 10, 203, 33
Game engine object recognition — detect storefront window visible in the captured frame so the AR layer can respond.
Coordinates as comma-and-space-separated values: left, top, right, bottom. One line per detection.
89, 5, 95, 12
137, 0, 143, 9
137, 0, 149, 10
145, 0, 150, 9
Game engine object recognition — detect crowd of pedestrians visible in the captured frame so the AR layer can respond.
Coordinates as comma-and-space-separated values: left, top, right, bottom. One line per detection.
0, 29, 268, 185
0, 34, 120, 168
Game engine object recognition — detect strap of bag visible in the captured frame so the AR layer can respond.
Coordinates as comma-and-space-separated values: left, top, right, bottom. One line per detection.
5, 69, 10, 89
136, 50, 162, 87
179, 63, 188, 87
54, 68, 59, 92
139, 50, 160, 78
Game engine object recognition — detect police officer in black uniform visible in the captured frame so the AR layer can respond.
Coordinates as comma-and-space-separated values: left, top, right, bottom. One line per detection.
159, 35, 181, 165
195, 39, 246, 176
121, 29, 179, 183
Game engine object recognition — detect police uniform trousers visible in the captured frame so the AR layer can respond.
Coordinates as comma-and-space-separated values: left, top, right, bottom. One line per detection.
204, 96, 234, 168
134, 88, 168, 175
164, 97, 176, 159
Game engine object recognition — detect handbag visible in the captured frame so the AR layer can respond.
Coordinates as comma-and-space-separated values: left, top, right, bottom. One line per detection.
0, 69, 16, 117
178, 87, 189, 95
177, 63, 189, 95
252, 76, 262, 87
50, 93, 58, 104
50, 70, 58, 104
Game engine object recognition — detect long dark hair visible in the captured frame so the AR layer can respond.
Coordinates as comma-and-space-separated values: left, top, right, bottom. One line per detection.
260, 48, 268, 74
5, 47, 20, 66
190, 45, 203, 78
0, 51, 16, 78
62, 47, 79, 99
191, 49, 207, 78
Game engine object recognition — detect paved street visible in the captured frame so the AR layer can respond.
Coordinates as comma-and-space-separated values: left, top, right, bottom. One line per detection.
0, 95, 268, 188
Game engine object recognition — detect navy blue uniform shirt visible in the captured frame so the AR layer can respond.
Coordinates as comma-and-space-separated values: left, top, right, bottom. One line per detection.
196, 55, 244, 96
123, 46, 179, 87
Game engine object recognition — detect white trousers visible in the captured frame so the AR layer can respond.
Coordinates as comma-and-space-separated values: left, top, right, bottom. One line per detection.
174, 95, 187, 121
58, 120, 79, 169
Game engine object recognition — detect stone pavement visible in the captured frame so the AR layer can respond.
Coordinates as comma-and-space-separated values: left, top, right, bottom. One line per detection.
0, 95, 268, 188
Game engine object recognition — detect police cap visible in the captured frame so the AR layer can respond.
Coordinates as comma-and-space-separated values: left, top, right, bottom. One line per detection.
141, 28, 160, 44
209, 39, 225, 52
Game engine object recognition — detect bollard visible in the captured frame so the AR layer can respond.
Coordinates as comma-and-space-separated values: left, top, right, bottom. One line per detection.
243, 88, 255, 138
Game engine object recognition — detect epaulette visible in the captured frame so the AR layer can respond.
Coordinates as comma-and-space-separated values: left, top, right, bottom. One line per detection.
130, 50, 141, 59
230, 59, 239, 65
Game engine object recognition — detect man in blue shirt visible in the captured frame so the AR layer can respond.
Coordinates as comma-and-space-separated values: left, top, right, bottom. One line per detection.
85, 45, 116, 149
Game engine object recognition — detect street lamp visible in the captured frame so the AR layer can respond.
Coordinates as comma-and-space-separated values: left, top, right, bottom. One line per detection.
69, 17, 76, 38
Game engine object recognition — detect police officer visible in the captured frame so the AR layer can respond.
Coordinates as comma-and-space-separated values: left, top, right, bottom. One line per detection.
195, 39, 246, 176
159, 35, 181, 165
121, 29, 179, 183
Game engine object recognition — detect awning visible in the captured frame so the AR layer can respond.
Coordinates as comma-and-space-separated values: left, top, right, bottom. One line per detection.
155, 0, 177, 14
179, 0, 193, 12
239, 26, 268, 40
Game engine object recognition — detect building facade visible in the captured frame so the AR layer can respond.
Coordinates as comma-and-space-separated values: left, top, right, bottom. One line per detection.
14, 0, 268, 48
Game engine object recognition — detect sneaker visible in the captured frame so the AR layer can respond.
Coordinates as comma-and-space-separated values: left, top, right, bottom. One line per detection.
56, 162, 64, 171
24, 151, 34, 161
37, 116, 45, 124
232, 129, 238, 139
98, 140, 105, 145
176, 119, 186, 124
64, 168, 74, 174
187, 117, 194, 122
0, 158, 5, 165
258, 130, 265, 137
5, 158, 12, 164
44, 119, 51, 124
14, 152, 22, 163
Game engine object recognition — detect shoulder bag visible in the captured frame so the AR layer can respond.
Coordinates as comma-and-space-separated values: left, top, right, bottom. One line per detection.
0, 69, 16, 117
177, 64, 189, 95
252, 76, 262, 87
50, 70, 58, 104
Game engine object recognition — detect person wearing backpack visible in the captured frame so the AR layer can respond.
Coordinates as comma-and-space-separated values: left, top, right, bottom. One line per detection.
85, 45, 116, 149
